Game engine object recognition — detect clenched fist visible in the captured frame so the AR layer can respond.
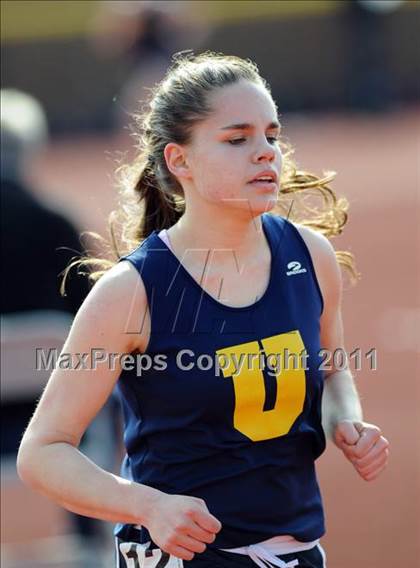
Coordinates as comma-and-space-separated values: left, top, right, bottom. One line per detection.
333, 420, 390, 481
145, 493, 222, 561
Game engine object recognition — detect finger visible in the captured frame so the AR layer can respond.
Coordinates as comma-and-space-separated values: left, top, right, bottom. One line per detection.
356, 450, 389, 476
353, 421, 365, 435
354, 437, 389, 468
341, 441, 364, 461
362, 459, 389, 481
354, 421, 380, 436
166, 544, 196, 562
340, 441, 360, 455
175, 533, 208, 554
188, 522, 217, 544
192, 508, 222, 534
335, 421, 360, 446
350, 428, 381, 459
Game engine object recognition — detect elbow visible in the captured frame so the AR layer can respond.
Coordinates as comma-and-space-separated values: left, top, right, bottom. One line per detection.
17, 438, 42, 490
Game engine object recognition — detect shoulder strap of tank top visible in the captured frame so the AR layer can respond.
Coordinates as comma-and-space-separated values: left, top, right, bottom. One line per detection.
261, 212, 287, 263
118, 231, 177, 296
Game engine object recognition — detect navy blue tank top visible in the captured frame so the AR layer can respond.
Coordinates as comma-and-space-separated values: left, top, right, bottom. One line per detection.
114, 212, 326, 548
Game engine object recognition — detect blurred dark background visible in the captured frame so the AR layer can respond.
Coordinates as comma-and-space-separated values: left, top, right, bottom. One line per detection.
2, 0, 419, 133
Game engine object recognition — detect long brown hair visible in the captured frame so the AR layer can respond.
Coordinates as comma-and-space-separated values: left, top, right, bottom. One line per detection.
61, 51, 358, 294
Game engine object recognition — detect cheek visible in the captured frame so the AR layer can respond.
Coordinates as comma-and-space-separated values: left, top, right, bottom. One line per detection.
193, 150, 243, 199
199, 171, 240, 201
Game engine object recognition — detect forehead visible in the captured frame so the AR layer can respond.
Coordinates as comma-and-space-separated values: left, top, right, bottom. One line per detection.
204, 80, 278, 127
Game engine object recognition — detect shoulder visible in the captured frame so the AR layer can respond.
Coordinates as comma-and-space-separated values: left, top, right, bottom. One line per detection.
291, 222, 342, 308
74, 260, 148, 353
87, 259, 145, 303
291, 222, 336, 264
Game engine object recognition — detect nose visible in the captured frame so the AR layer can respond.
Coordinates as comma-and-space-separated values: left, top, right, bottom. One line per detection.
252, 137, 276, 163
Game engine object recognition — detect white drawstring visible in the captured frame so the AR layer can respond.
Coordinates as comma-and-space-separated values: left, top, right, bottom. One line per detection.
247, 543, 299, 568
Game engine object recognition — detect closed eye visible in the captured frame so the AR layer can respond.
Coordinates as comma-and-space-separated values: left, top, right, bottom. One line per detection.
228, 135, 280, 146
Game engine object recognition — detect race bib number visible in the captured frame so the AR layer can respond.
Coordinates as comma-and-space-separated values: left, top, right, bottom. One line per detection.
119, 542, 183, 568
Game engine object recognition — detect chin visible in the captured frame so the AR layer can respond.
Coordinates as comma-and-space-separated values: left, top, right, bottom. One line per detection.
238, 195, 278, 217
208, 192, 278, 217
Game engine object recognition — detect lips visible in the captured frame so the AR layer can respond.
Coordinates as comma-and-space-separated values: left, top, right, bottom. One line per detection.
248, 170, 278, 184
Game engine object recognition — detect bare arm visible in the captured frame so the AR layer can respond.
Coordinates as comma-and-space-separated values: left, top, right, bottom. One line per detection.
296, 224, 389, 481
17, 261, 221, 560
315, 234, 363, 440
17, 261, 161, 524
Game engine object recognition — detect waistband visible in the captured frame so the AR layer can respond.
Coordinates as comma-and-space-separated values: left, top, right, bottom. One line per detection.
219, 535, 320, 568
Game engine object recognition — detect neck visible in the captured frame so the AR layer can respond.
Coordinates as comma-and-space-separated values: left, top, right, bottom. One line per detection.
167, 202, 269, 267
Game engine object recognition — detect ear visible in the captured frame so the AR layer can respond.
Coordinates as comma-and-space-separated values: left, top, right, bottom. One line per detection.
164, 143, 192, 181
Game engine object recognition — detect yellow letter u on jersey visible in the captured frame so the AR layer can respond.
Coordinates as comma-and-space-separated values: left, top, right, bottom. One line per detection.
216, 330, 306, 441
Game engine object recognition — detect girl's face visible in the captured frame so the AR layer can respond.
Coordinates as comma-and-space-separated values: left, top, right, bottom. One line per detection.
185, 80, 283, 216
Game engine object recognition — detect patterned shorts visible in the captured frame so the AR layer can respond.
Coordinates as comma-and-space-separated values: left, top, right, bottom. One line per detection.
115, 538, 327, 568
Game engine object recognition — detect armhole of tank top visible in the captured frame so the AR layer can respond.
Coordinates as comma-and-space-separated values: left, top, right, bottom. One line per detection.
117, 256, 153, 354
284, 221, 325, 317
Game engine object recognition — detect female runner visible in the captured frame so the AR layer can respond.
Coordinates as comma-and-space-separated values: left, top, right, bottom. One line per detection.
17, 52, 390, 568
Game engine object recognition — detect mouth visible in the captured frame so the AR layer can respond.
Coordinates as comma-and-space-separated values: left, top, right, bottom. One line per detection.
247, 177, 278, 192
247, 171, 278, 190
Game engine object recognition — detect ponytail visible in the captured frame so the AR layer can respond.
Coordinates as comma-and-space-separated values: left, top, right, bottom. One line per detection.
133, 157, 184, 241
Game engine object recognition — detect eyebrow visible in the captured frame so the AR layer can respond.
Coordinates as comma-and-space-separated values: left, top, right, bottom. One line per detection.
220, 121, 281, 131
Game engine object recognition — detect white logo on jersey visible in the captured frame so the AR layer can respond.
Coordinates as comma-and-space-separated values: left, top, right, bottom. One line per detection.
286, 260, 307, 276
